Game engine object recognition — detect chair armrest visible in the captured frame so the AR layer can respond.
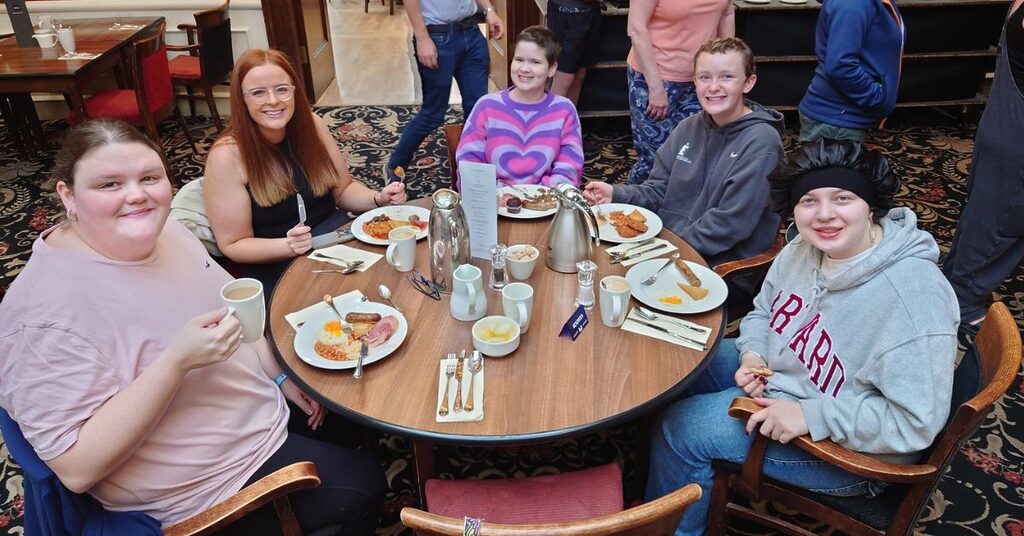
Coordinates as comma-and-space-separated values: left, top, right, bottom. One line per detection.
713, 234, 784, 279
728, 397, 937, 484
163, 461, 320, 536
177, 23, 199, 32
176, 23, 198, 47
167, 43, 201, 53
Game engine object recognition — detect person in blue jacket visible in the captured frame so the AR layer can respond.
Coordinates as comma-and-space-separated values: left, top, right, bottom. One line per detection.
798, 0, 904, 142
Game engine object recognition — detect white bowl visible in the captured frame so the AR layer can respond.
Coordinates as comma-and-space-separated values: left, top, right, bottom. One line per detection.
506, 244, 540, 280
472, 316, 521, 357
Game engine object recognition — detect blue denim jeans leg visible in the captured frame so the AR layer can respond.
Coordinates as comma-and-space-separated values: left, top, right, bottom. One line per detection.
389, 27, 489, 171
645, 339, 880, 536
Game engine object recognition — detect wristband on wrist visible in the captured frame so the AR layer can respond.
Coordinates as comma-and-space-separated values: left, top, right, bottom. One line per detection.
373, 191, 383, 207
274, 372, 288, 387
483, 6, 495, 14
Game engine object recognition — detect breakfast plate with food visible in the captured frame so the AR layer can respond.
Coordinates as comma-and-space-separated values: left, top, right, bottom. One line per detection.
592, 203, 663, 244
498, 184, 559, 219
624, 257, 728, 314
293, 302, 409, 370
351, 206, 430, 245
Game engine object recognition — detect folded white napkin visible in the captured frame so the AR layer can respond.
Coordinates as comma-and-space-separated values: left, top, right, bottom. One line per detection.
606, 238, 678, 267
309, 244, 382, 272
58, 52, 100, 61
435, 355, 484, 423
285, 290, 365, 330
620, 309, 710, 351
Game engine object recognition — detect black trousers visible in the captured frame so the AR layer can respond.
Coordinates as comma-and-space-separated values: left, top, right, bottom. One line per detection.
218, 405, 386, 535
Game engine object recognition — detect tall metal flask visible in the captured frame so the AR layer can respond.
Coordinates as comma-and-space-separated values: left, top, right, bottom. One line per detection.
428, 188, 471, 294
545, 183, 601, 273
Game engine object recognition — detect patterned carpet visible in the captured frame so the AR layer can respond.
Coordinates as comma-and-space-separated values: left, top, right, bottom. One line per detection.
0, 105, 1022, 535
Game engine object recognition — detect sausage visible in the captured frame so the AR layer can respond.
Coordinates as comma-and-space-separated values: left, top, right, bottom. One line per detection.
344, 312, 382, 323
674, 258, 702, 287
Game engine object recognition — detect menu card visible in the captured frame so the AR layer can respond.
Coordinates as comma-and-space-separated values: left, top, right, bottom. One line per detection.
458, 161, 499, 259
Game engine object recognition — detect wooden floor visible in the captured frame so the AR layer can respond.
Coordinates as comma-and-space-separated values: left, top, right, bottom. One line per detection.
318, 0, 488, 106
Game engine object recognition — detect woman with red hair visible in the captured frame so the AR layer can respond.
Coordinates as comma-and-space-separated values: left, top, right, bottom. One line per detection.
205, 49, 407, 294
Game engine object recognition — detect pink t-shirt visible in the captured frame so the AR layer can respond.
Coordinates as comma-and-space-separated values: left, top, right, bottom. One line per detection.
626, 0, 735, 82
0, 221, 287, 525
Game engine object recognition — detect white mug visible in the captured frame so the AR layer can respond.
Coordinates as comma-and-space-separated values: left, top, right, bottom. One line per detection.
220, 277, 265, 343
57, 27, 76, 54
385, 226, 417, 273
501, 282, 534, 334
599, 275, 630, 328
33, 32, 58, 48
450, 264, 487, 321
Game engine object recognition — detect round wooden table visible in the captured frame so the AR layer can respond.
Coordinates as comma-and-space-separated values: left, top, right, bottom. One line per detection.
268, 199, 725, 446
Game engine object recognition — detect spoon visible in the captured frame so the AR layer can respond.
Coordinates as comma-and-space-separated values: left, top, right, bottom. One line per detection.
464, 350, 482, 412
378, 284, 401, 312
323, 294, 352, 336
312, 268, 359, 275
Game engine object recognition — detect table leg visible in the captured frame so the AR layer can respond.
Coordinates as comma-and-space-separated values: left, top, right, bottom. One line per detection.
64, 89, 87, 123
412, 438, 436, 507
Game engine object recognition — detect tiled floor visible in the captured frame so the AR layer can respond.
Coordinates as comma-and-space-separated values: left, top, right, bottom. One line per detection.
317, 0, 486, 106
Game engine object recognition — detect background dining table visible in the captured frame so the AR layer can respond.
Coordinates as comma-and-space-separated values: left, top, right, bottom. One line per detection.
0, 17, 163, 145
267, 197, 726, 490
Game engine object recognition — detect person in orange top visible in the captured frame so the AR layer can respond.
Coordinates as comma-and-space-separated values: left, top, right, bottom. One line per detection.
625, 0, 734, 184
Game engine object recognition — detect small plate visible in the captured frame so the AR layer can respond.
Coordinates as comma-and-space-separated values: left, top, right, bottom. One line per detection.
351, 206, 430, 245
624, 259, 728, 314
744, 0, 772, 4
293, 302, 408, 370
592, 203, 663, 244
498, 184, 558, 219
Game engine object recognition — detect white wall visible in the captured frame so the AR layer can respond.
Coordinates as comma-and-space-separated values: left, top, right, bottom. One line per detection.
1, 0, 267, 119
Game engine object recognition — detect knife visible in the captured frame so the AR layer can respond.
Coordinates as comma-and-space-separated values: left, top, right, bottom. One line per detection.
354, 337, 367, 379
609, 237, 656, 257
629, 318, 706, 350
610, 243, 671, 264
453, 350, 465, 412
311, 227, 355, 249
297, 193, 307, 226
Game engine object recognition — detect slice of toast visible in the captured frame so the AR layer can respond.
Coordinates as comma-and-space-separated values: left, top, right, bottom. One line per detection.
677, 282, 710, 301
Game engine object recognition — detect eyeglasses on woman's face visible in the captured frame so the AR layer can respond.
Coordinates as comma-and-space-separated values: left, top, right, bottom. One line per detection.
241, 84, 296, 104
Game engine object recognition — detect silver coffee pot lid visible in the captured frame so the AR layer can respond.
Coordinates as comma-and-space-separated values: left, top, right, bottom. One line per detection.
432, 188, 461, 209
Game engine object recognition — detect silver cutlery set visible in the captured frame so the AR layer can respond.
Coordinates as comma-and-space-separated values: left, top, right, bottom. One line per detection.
438, 350, 483, 416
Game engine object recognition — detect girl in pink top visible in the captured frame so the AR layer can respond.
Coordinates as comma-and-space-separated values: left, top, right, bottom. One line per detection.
456, 26, 584, 189
626, 0, 735, 184
0, 120, 384, 533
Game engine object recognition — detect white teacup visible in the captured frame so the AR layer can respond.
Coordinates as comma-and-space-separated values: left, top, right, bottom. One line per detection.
57, 27, 76, 54
450, 264, 487, 321
385, 226, 417, 273
33, 32, 58, 48
501, 282, 534, 334
472, 315, 521, 357
220, 278, 265, 343
599, 275, 630, 327
506, 244, 539, 280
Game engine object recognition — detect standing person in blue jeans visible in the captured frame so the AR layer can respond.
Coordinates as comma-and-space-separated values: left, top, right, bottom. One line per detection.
386, 0, 504, 182
645, 140, 959, 535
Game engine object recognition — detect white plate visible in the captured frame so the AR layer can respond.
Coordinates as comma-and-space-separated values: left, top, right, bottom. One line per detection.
498, 184, 558, 219
293, 302, 409, 370
351, 206, 430, 245
592, 203, 663, 244
744, 0, 772, 4
624, 259, 728, 314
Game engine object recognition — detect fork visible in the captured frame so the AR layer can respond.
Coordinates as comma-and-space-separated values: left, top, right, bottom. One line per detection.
499, 182, 541, 201
593, 205, 608, 224
642, 253, 680, 286
608, 237, 657, 259
438, 353, 457, 416
635, 306, 711, 335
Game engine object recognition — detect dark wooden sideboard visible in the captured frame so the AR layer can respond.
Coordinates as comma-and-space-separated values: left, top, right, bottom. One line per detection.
517, 0, 1011, 118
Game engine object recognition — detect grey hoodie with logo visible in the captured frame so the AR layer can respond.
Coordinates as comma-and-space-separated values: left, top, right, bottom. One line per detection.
612, 102, 784, 268
736, 208, 959, 462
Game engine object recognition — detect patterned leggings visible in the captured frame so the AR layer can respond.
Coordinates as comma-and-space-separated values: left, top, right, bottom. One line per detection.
627, 66, 703, 184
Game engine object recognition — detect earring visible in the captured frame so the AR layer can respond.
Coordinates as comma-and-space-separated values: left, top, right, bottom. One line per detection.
66, 210, 79, 222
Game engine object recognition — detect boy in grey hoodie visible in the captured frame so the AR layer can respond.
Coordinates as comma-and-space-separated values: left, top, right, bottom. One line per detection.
645, 140, 959, 536
585, 37, 783, 273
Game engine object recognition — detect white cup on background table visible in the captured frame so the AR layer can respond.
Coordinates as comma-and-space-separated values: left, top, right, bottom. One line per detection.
501, 282, 534, 334
599, 275, 630, 327
57, 27, 76, 54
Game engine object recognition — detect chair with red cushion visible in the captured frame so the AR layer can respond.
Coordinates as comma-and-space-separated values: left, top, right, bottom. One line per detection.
400, 463, 702, 535
82, 20, 197, 177
167, 0, 232, 132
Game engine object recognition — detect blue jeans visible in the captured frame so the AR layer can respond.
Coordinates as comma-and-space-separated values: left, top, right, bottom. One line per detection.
627, 66, 702, 184
645, 339, 882, 536
388, 26, 489, 171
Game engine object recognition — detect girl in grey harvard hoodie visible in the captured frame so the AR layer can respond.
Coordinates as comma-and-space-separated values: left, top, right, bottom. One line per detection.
645, 140, 958, 536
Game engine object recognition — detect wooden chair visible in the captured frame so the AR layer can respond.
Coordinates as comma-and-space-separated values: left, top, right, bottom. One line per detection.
81, 20, 198, 179
706, 301, 1022, 536
443, 123, 464, 190
712, 225, 787, 331
167, 0, 233, 132
401, 482, 702, 536
365, 0, 395, 16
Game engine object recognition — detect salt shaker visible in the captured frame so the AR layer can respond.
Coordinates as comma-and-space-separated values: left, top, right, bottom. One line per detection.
575, 260, 597, 308
489, 243, 508, 290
